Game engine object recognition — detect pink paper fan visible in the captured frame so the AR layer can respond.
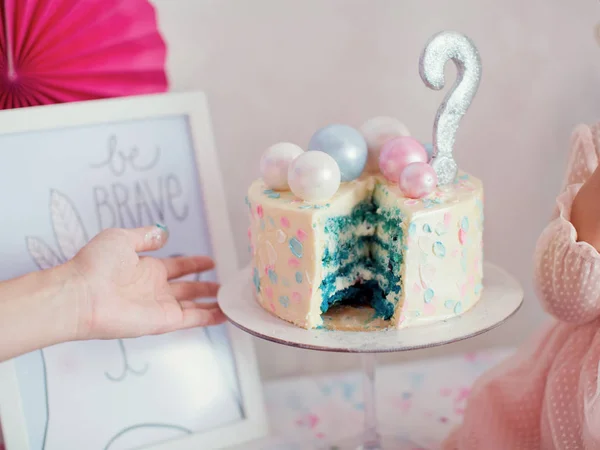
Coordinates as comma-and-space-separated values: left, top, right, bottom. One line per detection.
0, 0, 168, 109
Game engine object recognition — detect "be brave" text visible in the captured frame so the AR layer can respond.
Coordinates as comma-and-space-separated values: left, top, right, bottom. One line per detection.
90, 135, 189, 229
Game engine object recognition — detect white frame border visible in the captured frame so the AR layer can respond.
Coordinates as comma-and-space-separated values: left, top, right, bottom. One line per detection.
0, 92, 268, 450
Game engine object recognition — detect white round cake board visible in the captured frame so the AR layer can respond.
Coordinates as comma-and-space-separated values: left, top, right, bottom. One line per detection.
218, 261, 524, 353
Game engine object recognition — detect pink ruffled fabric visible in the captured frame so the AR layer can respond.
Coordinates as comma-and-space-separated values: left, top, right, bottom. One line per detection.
443, 123, 600, 450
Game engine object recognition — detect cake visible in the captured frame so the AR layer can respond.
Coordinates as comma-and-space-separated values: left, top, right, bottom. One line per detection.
246, 31, 484, 330
247, 171, 483, 329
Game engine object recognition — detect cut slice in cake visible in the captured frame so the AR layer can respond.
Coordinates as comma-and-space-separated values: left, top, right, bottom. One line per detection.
246, 173, 483, 330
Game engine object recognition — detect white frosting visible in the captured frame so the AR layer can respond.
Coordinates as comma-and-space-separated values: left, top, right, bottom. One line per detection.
247, 173, 484, 329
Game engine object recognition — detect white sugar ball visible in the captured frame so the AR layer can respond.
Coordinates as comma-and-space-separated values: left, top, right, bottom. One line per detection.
260, 142, 304, 190
288, 151, 341, 203
359, 116, 411, 173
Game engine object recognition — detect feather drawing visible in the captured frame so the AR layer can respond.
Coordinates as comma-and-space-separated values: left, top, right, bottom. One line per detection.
26, 190, 88, 268
26, 236, 64, 270
50, 189, 88, 261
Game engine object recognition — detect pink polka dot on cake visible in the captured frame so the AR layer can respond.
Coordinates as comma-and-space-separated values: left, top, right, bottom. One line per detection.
292, 292, 302, 303
288, 258, 300, 268
265, 285, 273, 299
280, 217, 290, 228
444, 212, 451, 227
423, 302, 436, 316
296, 229, 308, 242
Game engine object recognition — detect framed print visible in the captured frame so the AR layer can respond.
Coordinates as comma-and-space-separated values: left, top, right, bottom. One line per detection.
0, 92, 268, 450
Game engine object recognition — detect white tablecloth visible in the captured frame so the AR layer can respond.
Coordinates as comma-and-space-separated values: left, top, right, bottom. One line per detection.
238, 348, 513, 450
0, 348, 512, 450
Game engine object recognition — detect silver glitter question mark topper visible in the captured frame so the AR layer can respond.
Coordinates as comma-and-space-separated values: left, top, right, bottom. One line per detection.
419, 31, 482, 185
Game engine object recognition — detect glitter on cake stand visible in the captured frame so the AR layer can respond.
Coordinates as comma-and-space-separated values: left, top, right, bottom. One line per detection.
218, 262, 523, 450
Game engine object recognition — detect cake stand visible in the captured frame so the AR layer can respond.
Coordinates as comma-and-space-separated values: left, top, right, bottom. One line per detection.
218, 262, 523, 450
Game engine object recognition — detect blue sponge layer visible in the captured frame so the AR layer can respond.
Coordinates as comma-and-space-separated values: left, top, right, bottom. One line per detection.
318, 200, 404, 321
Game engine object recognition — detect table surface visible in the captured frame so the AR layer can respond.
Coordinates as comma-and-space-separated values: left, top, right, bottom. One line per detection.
233, 348, 513, 450
0, 348, 512, 450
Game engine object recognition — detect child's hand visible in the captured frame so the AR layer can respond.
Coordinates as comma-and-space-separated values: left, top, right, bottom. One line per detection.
67, 225, 225, 340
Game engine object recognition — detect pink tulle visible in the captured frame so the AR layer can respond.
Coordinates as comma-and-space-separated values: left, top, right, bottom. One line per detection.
0, 0, 168, 109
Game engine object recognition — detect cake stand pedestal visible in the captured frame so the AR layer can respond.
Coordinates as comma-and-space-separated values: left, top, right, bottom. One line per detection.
218, 262, 523, 450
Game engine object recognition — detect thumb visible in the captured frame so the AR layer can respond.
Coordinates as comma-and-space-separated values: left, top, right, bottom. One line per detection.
124, 223, 170, 253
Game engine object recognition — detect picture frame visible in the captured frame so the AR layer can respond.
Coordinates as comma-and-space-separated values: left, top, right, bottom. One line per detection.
0, 91, 268, 450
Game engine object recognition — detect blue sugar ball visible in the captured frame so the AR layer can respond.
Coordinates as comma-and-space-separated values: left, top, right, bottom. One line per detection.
308, 124, 368, 182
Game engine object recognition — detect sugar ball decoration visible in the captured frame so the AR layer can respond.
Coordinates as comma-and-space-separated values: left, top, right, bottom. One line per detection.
359, 116, 411, 173
378, 136, 428, 184
260, 142, 304, 190
288, 151, 341, 203
399, 162, 438, 199
308, 124, 367, 182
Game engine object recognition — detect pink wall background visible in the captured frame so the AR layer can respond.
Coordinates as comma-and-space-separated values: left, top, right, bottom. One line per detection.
151, 0, 600, 378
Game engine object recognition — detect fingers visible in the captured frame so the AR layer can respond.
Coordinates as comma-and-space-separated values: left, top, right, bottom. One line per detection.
162, 256, 214, 280
171, 284, 225, 330
159, 301, 226, 334
117, 224, 170, 253
170, 281, 220, 300
180, 304, 227, 328
179, 300, 220, 309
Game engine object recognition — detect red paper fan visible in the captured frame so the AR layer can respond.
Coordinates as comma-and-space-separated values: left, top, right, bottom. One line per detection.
0, 0, 168, 109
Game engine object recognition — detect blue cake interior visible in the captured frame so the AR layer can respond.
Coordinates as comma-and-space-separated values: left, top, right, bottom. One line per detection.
318, 198, 404, 320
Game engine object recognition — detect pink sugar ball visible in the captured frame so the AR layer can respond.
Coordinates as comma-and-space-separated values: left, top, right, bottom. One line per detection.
378, 136, 428, 184
399, 161, 438, 199
359, 116, 411, 173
